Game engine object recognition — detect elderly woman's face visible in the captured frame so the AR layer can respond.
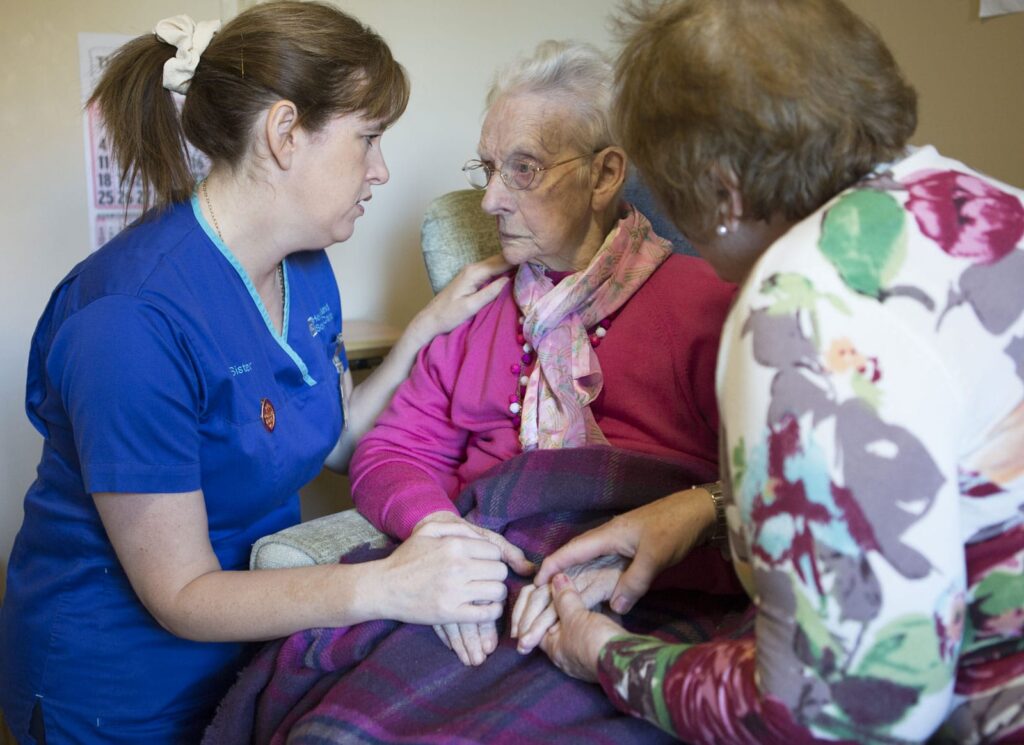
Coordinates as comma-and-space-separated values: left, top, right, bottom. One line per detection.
478, 93, 596, 271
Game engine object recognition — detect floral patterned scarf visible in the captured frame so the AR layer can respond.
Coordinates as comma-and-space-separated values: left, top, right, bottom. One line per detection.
515, 206, 672, 450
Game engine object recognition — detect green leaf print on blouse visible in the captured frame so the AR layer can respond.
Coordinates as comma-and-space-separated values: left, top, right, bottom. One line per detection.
855, 615, 952, 696
761, 273, 849, 350
819, 189, 935, 309
820, 190, 906, 297
602, 634, 690, 736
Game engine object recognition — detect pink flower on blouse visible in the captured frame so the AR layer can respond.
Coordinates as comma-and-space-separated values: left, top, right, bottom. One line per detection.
904, 170, 1024, 263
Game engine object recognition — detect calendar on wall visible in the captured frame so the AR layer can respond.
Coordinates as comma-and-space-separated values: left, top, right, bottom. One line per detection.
78, 33, 209, 252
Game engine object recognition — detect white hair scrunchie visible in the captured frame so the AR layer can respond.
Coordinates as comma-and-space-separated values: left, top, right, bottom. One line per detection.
154, 15, 221, 95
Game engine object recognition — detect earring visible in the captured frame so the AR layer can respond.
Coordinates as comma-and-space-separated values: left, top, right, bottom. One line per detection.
715, 224, 728, 236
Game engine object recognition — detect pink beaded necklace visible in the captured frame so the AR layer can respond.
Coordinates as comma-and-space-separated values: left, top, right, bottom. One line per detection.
507, 313, 612, 427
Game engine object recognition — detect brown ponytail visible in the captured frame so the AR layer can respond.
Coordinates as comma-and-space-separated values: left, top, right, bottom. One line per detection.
87, 34, 194, 213
88, 0, 409, 215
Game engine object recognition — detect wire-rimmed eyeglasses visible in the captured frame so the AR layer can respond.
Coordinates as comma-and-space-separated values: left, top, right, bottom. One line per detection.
462, 150, 600, 191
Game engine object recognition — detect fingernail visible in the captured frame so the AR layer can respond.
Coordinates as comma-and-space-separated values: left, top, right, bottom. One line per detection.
552, 573, 569, 590
611, 596, 627, 613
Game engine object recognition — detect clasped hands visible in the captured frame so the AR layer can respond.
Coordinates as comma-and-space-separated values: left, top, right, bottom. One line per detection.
414, 488, 713, 675
415, 510, 624, 670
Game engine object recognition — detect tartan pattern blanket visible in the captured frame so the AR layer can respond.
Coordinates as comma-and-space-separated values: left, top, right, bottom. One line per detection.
203, 446, 750, 744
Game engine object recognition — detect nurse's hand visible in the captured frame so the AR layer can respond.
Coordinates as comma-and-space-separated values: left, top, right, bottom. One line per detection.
414, 511, 535, 578
413, 511, 533, 666
406, 255, 512, 346
376, 517, 524, 626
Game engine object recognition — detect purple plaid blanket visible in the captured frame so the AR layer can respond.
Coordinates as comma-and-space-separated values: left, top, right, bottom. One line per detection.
203, 446, 749, 744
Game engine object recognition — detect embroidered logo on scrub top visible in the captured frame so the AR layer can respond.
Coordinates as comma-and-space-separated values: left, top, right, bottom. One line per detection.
307, 304, 334, 337
260, 398, 276, 432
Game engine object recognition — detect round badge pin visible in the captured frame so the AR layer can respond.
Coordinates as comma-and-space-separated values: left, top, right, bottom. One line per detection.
260, 398, 276, 432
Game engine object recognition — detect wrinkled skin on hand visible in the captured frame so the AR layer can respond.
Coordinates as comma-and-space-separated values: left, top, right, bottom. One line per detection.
512, 554, 626, 654
534, 488, 714, 615
433, 621, 498, 667
538, 574, 625, 683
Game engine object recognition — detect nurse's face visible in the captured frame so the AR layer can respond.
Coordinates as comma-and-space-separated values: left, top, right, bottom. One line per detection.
293, 112, 390, 245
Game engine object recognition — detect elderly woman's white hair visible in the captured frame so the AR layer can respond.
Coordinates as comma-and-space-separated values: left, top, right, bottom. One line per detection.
485, 40, 614, 154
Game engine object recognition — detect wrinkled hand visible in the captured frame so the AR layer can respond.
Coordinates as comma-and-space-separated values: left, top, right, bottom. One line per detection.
538, 574, 625, 683
379, 519, 514, 625
511, 554, 625, 654
533, 488, 715, 614
433, 621, 498, 667
410, 255, 512, 343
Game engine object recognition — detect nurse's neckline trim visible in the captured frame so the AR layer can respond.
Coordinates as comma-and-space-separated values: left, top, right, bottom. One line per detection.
201, 178, 284, 303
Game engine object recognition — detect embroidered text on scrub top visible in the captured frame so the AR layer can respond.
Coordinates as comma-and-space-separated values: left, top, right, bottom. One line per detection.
307, 304, 334, 337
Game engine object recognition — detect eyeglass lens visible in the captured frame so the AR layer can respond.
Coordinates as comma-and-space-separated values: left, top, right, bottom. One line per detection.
463, 157, 540, 191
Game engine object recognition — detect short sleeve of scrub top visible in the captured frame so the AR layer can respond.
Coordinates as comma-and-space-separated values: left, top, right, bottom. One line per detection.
50, 295, 203, 494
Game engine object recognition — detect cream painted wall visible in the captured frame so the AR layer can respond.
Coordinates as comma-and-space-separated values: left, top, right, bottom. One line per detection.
2, 0, 1023, 597
849, 0, 1024, 187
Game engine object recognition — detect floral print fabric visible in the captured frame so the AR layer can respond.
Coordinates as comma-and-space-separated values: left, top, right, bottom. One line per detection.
596, 147, 1024, 744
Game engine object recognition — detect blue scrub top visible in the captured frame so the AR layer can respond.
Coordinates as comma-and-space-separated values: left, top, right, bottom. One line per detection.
0, 197, 347, 743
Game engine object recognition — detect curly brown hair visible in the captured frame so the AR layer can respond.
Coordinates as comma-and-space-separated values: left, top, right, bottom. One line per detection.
612, 0, 917, 243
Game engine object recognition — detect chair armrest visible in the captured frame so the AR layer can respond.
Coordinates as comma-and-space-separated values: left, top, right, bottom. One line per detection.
250, 508, 390, 570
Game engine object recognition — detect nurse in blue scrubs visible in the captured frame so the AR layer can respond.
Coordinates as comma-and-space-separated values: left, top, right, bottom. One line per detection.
0, 4, 529, 743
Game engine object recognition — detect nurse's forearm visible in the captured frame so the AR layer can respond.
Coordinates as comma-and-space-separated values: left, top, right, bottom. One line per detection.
159, 561, 398, 641
153, 526, 509, 641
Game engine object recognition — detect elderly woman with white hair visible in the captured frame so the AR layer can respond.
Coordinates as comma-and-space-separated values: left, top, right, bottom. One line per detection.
203, 39, 743, 744
350, 38, 739, 667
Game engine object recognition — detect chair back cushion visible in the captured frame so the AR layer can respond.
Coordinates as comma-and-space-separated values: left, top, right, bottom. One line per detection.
420, 189, 501, 293
623, 169, 699, 257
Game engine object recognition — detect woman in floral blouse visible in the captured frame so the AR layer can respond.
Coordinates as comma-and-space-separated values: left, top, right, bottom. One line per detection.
517, 0, 1024, 742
